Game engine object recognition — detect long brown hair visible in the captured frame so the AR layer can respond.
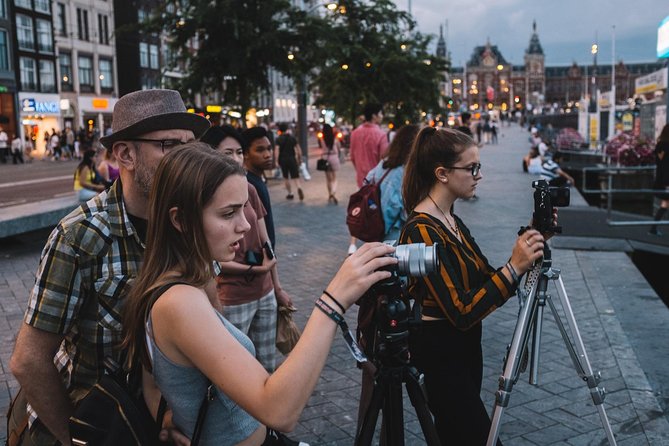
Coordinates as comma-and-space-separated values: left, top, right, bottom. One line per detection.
403, 127, 475, 212
659, 124, 669, 144
383, 124, 419, 169
123, 142, 245, 369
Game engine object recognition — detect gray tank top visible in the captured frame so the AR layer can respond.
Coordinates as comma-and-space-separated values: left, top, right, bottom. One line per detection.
147, 311, 261, 445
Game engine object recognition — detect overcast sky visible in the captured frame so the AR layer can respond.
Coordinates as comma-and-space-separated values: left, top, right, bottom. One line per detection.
396, 0, 668, 67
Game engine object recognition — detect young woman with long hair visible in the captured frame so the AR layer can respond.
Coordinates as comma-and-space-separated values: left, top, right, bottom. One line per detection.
123, 142, 396, 445
399, 127, 546, 445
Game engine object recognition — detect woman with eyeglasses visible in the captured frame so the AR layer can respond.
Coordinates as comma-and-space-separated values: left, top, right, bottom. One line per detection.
399, 127, 546, 445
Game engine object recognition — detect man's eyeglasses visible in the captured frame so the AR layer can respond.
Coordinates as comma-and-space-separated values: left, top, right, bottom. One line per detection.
126, 138, 193, 153
449, 163, 481, 177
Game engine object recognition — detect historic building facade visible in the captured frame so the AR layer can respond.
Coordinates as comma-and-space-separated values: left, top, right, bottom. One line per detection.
449, 22, 665, 113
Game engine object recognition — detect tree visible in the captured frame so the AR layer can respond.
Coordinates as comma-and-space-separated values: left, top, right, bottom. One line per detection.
311, 0, 444, 124
144, 0, 330, 125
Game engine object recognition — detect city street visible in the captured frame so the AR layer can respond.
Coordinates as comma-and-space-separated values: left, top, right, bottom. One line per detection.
0, 159, 76, 207
1, 124, 669, 445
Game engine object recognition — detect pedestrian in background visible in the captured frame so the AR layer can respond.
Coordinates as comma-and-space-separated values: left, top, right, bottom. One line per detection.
23, 135, 34, 162
320, 124, 341, 204
275, 124, 304, 201
348, 103, 388, 254
73, 149, 105, 201
650, 124, 669, 236
400, 127, 547, 446
11, 133, 24, 164
97, 145, 120, 187
8, 89, 210, 445
0, 126, 8, 163
243, 126, 278, 248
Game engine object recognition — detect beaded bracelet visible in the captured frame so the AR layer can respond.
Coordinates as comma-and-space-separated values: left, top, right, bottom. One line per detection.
322, 290, 346, 314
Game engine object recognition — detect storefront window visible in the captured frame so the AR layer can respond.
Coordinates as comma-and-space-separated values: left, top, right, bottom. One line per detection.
34, 0, 50, 14
20, 57, 37, 90
0, 31, 9, 71
99, 59, 113, 90
36, 19, 53, 53
78, 55, 93, 91
39, 60, 55, 92
17, 14, 35, 51
139, 42, 148, 68
59, 52, 72, 91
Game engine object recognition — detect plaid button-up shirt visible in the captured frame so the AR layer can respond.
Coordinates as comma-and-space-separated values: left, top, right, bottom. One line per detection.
24, 181, 144, 428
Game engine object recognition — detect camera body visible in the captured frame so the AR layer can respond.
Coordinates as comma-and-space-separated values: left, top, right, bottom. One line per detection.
532, 179, 570, 234
359, 242, 439, 367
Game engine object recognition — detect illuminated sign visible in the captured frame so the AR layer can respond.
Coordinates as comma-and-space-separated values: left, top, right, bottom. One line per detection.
22, 98, 60, 114
92, 98, 109, 109
658, 15, 669, 58
206, 105, 222, 113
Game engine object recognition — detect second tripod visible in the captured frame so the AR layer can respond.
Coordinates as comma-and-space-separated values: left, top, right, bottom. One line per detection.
486, 244, 617, 445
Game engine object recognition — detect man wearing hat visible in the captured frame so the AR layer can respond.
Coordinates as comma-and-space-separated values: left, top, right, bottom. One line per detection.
9, 89, 209, 445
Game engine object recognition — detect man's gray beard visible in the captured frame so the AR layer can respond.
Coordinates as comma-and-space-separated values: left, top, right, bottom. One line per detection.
134, 164, 153, 199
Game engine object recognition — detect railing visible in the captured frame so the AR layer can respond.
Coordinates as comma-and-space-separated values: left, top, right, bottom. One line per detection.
579, 165, 668, 227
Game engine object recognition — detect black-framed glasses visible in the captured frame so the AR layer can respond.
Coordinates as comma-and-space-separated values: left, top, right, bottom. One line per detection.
449, 163, 481, 177
126, 138, 193, 153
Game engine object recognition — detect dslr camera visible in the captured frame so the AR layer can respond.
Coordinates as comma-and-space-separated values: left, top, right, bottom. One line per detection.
358, 242, 439, 366
532, 179, 570, 234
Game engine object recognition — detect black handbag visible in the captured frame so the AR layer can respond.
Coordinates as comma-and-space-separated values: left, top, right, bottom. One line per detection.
69, 282, 213, 446
316, 158, 330, 171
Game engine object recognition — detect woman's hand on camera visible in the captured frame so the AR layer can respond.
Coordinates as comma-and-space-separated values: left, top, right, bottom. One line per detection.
326, 242, 398, 310
510, 229, 544, 274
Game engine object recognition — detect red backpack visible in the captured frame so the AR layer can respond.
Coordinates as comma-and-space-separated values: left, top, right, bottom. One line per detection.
346, 169, 392, 242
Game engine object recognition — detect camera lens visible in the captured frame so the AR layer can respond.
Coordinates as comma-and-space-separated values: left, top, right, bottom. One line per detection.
394, 243, 439, 277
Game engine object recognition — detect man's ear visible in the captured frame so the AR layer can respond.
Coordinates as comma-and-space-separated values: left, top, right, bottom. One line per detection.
113, 142, 136, 172
169, 207, 182, 232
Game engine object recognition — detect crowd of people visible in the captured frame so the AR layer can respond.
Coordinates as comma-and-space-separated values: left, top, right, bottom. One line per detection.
11, 86, 669, 446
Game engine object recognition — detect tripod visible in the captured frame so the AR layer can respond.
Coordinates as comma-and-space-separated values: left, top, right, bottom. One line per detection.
486, 244, 617, 446
354, 294, 441, 446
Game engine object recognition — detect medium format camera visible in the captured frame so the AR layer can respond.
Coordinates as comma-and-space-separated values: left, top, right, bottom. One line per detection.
532, 179, 570, 234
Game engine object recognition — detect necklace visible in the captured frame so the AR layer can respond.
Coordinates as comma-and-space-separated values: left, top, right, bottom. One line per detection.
428, 195, 459, 238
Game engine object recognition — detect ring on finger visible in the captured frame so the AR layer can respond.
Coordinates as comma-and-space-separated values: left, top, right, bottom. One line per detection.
525, 239, 532, 247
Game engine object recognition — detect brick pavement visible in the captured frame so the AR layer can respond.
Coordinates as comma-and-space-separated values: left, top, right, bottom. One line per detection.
1, 124, 668, 444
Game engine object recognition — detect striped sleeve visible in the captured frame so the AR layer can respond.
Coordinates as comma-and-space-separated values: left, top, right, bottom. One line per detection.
402, 220, 516, 330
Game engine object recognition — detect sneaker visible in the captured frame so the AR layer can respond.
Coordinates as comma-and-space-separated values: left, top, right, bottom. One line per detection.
265, 429, 309, 446
286, 194, 294, 200
648, 228, 663, 236
297, 188, 304, 201
347, 244, 357, 255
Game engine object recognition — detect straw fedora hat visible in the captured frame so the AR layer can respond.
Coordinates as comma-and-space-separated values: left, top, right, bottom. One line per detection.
100, 89, 210, 149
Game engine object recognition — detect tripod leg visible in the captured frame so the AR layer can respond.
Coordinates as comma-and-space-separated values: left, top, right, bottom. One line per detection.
529, 280, 548, 385
404, 367, 441, 446
383, 370, 405, 446
355, 374, 386, 446
547, 275, 618, 446
487, 283, 541, 446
